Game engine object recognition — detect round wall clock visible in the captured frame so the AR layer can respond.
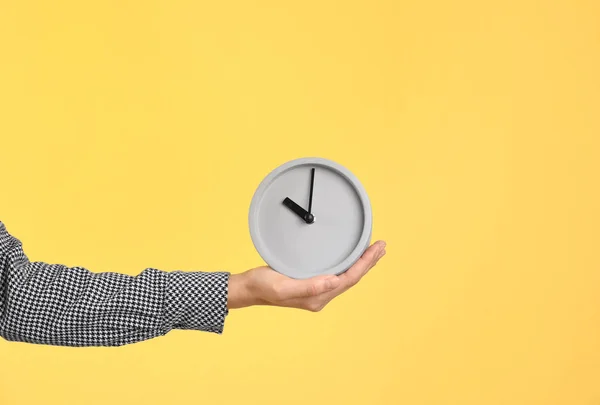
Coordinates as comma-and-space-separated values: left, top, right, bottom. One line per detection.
249, 157, 372, 279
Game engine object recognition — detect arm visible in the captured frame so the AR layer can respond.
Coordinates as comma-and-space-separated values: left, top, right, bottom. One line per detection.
0, 220, 387, 347
0, 221, 229, 347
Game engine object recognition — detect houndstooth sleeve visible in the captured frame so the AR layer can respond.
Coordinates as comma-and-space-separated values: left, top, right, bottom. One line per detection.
0, 221, 230, 347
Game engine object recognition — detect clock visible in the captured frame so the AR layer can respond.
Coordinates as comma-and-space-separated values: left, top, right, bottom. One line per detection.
249, 157, 372, 279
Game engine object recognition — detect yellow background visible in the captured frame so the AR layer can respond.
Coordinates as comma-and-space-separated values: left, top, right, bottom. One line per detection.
1, 0, 599, 404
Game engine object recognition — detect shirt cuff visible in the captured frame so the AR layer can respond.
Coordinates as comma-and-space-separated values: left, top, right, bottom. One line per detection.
163, 270, 230, 334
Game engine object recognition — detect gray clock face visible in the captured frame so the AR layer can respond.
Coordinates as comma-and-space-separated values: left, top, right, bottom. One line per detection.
249, 157, 372, 279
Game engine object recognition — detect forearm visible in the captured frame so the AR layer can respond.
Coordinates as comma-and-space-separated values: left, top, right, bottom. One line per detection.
0, 221, 229, 347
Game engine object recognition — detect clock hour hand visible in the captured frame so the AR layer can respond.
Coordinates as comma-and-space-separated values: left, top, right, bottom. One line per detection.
282, 197, 314, 224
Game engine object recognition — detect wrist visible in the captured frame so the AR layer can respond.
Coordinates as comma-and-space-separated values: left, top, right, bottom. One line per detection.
227, 272, 260, 309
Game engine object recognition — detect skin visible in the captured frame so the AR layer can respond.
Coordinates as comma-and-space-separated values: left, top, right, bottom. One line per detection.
227, 240, 387, 311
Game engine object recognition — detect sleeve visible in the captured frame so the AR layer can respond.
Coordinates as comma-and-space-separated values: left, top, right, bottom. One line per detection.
0, 221, 230, 347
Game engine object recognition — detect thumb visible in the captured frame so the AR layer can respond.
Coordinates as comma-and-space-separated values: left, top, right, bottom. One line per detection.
278, 275, 342, 300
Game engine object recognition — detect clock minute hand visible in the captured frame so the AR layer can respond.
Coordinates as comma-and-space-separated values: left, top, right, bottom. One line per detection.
308, 167, 315, 215
282, 197, 314, 224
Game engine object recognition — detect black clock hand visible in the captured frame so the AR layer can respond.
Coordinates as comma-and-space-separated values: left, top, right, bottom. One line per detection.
282, 197, 314, 224
308, 167, 315, 215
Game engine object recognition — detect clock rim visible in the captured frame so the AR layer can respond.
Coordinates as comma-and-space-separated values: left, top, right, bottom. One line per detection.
248, 157, 373, 279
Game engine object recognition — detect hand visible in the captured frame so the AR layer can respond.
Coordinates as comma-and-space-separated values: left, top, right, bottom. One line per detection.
227, 240, 387, 311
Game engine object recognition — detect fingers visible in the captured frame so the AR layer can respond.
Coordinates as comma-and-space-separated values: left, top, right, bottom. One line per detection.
257, 241, 386, 309
267, 241, 386, 311
287, 241, 386, 299
275, 274, 342, 300
339, 240, 386, 288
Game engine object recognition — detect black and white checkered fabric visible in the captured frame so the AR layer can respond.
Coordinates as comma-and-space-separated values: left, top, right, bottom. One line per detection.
0, 221, 230, 347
